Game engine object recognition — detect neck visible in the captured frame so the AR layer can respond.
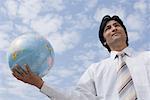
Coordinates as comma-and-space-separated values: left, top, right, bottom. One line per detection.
110, 43, 127, 52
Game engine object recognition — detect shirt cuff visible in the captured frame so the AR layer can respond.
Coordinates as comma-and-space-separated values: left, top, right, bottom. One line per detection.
40, 82, 68, 100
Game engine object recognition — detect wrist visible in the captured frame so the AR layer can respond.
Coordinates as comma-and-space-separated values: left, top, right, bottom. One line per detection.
35, 79, 44, 89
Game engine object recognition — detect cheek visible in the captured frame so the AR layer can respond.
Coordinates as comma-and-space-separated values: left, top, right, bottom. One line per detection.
119, 28, 126, 35
120, 30, 127, 37
103, 33, 107, 41
103, 32, 111, 40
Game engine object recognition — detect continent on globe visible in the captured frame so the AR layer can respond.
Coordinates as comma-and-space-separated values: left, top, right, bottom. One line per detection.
12, 51, 17, 61
8, 33, 54, 77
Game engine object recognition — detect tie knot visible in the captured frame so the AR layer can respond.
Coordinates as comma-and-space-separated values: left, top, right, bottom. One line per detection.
117, 52, 126, 58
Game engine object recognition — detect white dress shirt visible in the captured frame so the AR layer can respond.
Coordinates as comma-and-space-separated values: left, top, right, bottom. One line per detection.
40, 47, 150, 100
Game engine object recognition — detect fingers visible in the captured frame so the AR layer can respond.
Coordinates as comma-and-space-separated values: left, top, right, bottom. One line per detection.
23, 64, 31, 74
15, 64, 27, 76
12, 64, 34, 84
12, 68, 24, 81
12, 64, 42, 87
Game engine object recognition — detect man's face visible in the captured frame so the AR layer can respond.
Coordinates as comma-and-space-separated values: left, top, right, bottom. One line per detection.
103, 20, 127, 48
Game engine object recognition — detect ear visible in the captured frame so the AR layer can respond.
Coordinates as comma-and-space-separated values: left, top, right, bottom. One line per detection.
103, 42, 107, 45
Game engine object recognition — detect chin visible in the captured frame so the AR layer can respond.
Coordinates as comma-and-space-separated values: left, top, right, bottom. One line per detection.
112, 36, 121, 40
112, 37, 125, 44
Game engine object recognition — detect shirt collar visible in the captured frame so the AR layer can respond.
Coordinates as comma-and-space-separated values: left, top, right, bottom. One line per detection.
110, 47, 132, 59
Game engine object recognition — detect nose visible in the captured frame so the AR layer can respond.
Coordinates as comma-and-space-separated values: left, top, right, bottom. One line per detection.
112, 26, 117, 32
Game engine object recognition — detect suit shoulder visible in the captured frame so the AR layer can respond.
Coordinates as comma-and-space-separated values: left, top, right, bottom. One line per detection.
135, 51, 150, 57
88, 57, 110, 70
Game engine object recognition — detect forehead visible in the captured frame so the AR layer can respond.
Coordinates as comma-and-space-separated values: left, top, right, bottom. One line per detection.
105, 20, 120, 27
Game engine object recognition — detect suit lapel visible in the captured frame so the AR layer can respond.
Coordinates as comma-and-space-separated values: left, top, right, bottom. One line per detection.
126, 57, 150, 99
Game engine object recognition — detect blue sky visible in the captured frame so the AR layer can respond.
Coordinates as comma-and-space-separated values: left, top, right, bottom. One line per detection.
0, 0, 150, 100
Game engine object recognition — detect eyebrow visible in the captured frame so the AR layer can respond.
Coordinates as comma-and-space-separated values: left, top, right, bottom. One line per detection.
105, 22, 120, 28
113, 22, 120, 26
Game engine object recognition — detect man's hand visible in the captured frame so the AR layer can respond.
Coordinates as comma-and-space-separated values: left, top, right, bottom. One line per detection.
12, 64, 44, 89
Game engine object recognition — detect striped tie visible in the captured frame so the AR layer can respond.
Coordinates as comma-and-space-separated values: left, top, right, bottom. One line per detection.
117, 53, 137, 100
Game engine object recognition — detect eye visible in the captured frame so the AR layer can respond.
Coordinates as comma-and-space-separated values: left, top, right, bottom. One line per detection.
115, 25, 119, 27
114, 23, 120, 27
104, 26, 111, 32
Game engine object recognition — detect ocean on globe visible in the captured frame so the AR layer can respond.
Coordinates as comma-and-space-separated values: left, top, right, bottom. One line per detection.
8, 33, 54, 77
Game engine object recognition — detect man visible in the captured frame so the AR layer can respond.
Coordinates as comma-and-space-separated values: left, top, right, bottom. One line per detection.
12, 15, 150, 100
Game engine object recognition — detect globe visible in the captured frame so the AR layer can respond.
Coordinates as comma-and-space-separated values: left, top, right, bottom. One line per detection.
8, 33, 54, 77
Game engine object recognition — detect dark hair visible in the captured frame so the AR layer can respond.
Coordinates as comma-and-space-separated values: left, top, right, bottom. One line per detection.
99, 15, 129, 52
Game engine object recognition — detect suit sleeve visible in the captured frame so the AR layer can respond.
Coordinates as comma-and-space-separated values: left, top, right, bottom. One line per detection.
40, 64, 101, 100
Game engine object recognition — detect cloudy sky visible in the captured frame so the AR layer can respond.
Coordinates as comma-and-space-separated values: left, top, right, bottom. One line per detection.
0, 0, 150, 100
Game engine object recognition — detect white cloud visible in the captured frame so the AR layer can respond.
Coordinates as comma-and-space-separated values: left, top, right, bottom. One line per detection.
4, 0, 65, 24
0, 32, 10, 50
86, 0, 98, 8
56, 68, 76, 78
0, 6, 6, 15
71, 14, 93, 30
119, 0, 127, 3
18, 0, 42, 23
0, 63, 46, 100
64, 15, 73, 21
48, 31, 80, 53
43, 0, 65, 12
0, 63, 11, 79
65, 13, 94, 31
31, 15, 63, 34
83, 42, 99, 48
74, 50, 96, 61
0, 50, 7, 64
149, 2, 150, 10
0, 21, 13, 50
73, 50, 98, 68
141, 42, 150, 51
44, 66, 79, 86
128, 31, 140, 42
15, 24, 33, 34
134, 1, 147, 13
126, 14, 143, 30
94, 7, 125, 22
4, 0, 18, 17
0, 21, 13, 32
